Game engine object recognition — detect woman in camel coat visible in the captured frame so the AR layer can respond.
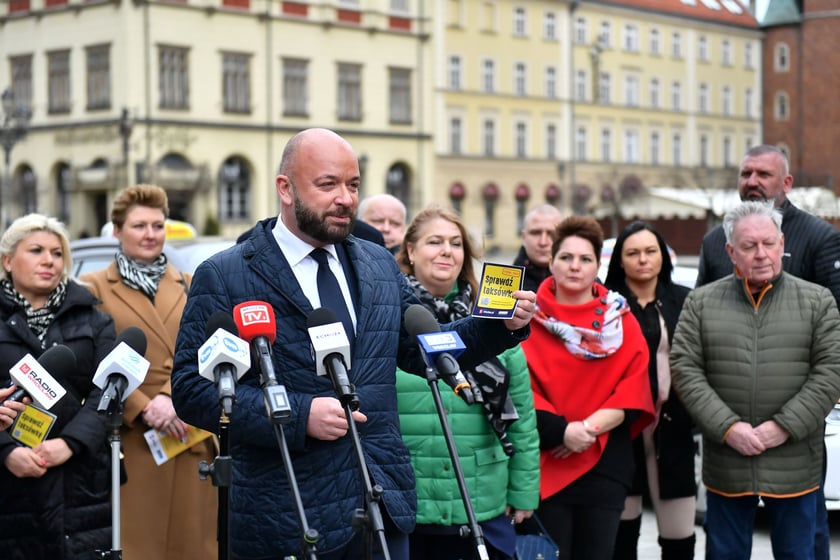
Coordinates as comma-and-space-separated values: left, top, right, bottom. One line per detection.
81, 184, 216, 560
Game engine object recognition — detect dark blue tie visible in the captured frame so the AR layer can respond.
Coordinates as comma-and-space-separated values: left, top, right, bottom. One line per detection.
310, 248, 355, 343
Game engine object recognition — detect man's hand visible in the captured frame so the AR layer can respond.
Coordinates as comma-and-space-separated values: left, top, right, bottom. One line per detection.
725, 421, 766, 456
754, 420, 789, 450
307, 397, 367, 441
503, 290, 536, 331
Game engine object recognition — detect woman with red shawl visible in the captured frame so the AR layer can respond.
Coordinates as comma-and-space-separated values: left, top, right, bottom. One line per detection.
521, 216, 655, 560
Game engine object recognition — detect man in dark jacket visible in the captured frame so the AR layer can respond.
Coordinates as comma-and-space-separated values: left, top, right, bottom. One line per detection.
171, 128, 536, 560
512, 204, 564, 292
695, 144, 840, 560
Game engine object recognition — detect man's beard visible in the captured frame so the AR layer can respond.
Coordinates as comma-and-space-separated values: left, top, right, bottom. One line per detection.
294, 196, 355, 244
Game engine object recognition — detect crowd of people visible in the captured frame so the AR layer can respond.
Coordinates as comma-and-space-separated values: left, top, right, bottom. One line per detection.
1, 131, 838, 560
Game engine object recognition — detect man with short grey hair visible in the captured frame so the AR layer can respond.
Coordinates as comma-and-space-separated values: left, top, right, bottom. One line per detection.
358, 193, 407, 254
673, 200, 840, 559
513, 204, 564, 292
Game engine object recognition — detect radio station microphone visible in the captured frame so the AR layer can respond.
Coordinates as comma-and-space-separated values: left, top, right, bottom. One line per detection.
306, 307, 358, 410
93, 326, 151, 414
198, 311, 251, 415
8, 344, 74, 410
232, 301, 291, 423
404, 304, 476, 405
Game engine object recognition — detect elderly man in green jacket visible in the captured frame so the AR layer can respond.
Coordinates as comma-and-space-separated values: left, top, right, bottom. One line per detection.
671, 200, 840, 560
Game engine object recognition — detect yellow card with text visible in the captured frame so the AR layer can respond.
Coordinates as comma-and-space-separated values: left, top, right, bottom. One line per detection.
472, 262, 524, 319
10, 404, 57, 448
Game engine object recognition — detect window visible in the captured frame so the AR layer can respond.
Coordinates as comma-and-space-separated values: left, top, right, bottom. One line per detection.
745, 42, 754, 69
159, 45, 189, 109
575, 70, 586, 101
47, 50, 71, 114
483, 119, 495, 156
337, 62, 362, 121
219, 156, 250, 222
744, 87, 753, 118
222, 52, 250, 114
672, 133, 681, 166
598, 72, 610, 104
722, 39, 732, 66
650, 78, 660, 108
650, 28, 660, 55
545, 66, 557, 98
514, 62, 527, 96
623, 24, 638, 52
575, 17, 586, 44
10, 55, 33, 112
448, 56, 462, 90
390, 0, 408, 10
624, 74, 639, 107
546, 123, 557, 159
698, 83, 708, 113
450, 117, 462, 154
515, 122, 527, 158
86, 45, 110, 110
482, 59, 495, 93
672, 81, 681, 111
723, 136, 732, 167
775, 42, 790, 72
775, 91, 789, 120
513, 7, 526, 37
599, 21, 610, 48
544, 11, 557, 40
722, 86, 732, 116
576, 126, 587, 160
601, 128, 611, 162
389, 67, 412, 124
479, 1, 496, 31
671, 32, 682, 58
699, 134, 708, 166
282, 58, 308, 117
698, 35, 708, 62
624, 130, 639, 163
650, 132, 660, 165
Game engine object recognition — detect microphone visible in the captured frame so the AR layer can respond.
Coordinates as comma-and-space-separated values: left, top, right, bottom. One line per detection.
93, 326, 151, 414
198, 311, 251, 415
8, 345, 74, 410
306, 307, 358, 411
404, 304, 476, 405
232, 301, 291, 423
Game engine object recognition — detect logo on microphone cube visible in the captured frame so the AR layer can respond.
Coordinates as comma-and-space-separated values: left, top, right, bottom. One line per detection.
417, 331, 466, 366
237, 304, 271, 326
10, 354, 68, 409
197, 328, 251, 379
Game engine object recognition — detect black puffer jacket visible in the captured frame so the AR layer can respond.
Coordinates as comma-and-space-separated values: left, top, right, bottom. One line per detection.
0, 281, 116, 560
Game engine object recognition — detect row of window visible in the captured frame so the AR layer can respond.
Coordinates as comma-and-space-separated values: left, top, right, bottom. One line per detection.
9, 46, 414, 124
447, 116, 753, 168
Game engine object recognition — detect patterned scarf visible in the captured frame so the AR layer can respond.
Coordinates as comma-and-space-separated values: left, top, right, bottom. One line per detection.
532, 289, 629, 359
405, 274, 520, 456
1, 278, 68, 348
115, 251, 168, 301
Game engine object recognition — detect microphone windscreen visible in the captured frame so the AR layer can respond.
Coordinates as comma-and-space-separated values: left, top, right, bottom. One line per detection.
307, 307, 338, 329
404, 304, 441, 337
38, 344, 77, 379
118, 326, 147, 357
205, 310, 239, 338
233, 301, 277, 344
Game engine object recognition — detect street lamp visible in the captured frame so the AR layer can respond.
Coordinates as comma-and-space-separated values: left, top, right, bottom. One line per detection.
1, 88, 32, 226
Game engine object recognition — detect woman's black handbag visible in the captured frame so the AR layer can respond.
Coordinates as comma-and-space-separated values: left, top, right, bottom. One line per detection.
514, 513, 558, 559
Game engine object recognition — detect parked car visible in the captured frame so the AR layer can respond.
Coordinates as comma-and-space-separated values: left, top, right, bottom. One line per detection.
69, 235, 235, 277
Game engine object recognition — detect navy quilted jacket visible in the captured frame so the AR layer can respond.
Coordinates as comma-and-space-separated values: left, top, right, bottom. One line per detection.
171, 219, 526, 559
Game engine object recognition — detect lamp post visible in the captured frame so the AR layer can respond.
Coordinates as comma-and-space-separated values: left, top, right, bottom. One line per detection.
118, 107, 133, 186
1, 88, 32, 227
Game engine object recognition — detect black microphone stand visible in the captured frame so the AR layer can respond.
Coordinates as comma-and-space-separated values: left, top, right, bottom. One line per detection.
198, 409, 233, 560
254, 344, 320, 560
423, 364, 489, 560
335, 387, 391, 560
97, 390, 126, 560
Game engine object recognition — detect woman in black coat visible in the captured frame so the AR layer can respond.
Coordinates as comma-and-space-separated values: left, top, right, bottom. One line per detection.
604, 221, 696, 560
0, 214, 116, 560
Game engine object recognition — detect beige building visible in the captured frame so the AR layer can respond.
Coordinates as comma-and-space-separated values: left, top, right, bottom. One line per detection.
0, 0, 434, 238
435, 0, 762, 250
